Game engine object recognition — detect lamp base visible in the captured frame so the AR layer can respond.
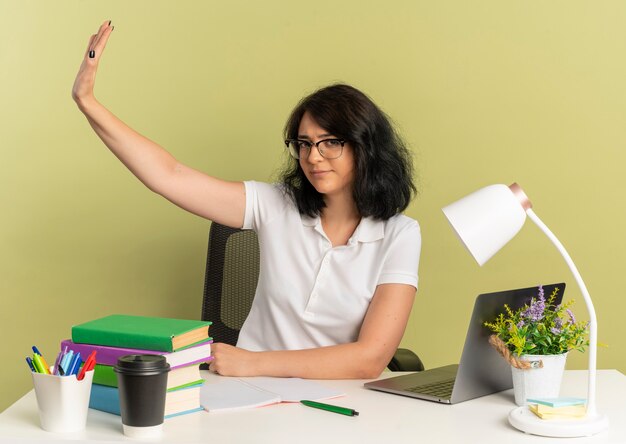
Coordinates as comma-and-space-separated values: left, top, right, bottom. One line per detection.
508, 406, 609, 437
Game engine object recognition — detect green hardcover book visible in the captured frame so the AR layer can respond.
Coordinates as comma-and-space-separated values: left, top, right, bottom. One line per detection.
93, 363, 117, 387
72, 314, 212, 352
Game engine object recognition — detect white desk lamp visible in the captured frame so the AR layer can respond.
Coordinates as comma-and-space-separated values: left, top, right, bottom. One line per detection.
442, 183, 609, 437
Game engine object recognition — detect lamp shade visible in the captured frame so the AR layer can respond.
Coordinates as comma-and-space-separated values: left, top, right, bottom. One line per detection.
442, 184, 528, 266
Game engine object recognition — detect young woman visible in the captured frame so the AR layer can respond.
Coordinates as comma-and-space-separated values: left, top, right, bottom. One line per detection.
72, 21, 421, 379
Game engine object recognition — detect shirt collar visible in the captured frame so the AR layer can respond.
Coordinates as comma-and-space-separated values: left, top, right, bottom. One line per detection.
300, 215, 384, 243
354, 217, 385, 243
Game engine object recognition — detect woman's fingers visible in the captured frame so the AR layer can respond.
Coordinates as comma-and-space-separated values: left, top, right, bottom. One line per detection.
92, 20, 111, 46
88, 20, 113, 60
83, 34, 97, 59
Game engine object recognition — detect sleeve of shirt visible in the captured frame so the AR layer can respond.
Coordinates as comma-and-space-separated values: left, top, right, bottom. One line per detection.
242, 181, 286, 231
242, 181, 257, 230
377, 220, 421, 290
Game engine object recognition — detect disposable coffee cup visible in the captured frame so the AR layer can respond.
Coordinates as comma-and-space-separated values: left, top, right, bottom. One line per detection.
31, 369, 94, 433
114, 354, 170, 439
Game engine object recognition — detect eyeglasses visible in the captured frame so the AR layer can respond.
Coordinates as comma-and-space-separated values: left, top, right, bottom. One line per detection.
284, 138, 346, 160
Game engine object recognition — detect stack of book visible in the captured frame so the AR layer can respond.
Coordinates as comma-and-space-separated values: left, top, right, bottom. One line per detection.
527, 397, 587, 420
65, 314, 212, 419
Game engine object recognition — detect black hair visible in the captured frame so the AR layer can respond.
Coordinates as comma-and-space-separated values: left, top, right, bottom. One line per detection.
280, 83, 416, 220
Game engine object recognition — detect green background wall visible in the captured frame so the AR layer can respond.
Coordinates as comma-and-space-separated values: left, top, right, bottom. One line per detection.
1, 1, 624, 411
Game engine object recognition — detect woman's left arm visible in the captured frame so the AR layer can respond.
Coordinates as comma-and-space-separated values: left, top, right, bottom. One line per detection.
209, 282, 416, 379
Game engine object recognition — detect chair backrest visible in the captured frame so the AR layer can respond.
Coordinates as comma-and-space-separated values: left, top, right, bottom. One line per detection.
200, 222, 260, 346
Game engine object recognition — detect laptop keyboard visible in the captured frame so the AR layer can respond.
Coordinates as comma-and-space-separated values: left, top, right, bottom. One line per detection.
405, 378, 455, 398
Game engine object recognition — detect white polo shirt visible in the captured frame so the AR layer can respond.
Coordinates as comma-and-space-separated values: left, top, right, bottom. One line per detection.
236, 181, 421, 351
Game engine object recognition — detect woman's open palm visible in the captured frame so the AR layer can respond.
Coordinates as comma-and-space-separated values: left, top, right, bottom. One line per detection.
72, 20, 113, 104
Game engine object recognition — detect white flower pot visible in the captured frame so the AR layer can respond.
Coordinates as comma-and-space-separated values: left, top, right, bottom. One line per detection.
511, 353, 568, 406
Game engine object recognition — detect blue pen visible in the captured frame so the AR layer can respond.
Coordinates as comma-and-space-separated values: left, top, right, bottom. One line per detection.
67, 352, 81, 376
25, 357, 36, 372
72, 358, 84, 376
60, 350, 74, 375
70, 353, 83, 375
65, 352, 77, 376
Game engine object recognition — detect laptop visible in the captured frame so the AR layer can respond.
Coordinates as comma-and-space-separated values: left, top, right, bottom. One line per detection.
364, 283, 565, 404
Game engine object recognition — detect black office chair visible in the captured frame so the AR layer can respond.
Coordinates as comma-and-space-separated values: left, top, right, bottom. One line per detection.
200, 222, 424, 372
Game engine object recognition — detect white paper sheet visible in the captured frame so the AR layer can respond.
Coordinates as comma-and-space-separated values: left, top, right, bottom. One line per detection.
241, 377, 344, 402
200, 377, 344, 412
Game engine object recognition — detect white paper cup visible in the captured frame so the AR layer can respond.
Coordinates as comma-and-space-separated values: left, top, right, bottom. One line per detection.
31, 369, 94, 433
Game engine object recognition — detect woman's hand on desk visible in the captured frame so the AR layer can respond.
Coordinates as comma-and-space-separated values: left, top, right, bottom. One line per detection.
209, 343, 259, 376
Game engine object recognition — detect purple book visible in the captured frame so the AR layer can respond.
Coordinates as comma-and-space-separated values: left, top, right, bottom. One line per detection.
60, 338, 212, 370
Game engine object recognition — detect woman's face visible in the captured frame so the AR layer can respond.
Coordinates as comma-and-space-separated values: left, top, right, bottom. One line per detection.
298, 112, 355, 200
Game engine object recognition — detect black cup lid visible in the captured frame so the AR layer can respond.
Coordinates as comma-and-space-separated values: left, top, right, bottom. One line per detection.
115, 354, 170, 372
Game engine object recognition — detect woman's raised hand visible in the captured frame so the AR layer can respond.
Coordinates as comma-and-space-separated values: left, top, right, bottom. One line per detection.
70, 20, 246, 228
72, 20, 114, 107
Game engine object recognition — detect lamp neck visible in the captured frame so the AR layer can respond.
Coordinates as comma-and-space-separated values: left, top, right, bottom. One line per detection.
525, 208, 598, 416
509, 183, 533, 211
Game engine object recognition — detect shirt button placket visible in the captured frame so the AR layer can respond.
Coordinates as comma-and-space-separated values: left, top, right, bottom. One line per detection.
307, 250, 331, 313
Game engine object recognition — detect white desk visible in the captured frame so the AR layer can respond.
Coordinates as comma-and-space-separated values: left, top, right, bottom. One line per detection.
1, 370, 624, 443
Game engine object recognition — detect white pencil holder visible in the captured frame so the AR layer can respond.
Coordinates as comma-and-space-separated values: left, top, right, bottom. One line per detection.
31, 369, 94, 433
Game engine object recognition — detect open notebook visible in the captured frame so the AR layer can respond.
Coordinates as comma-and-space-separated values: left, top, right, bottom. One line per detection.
200, 377, 344, 412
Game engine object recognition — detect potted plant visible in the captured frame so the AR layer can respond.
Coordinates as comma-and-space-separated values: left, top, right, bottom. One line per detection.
484, 285, 589, 406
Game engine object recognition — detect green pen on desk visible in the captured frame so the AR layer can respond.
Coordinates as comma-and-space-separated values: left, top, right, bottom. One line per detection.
300, 400, 359, 417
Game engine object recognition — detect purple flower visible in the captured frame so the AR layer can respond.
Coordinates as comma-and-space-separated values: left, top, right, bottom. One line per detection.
522, 293, 546, 322
550, 327, 562, 335
517, 320, 525, 329
567, 309, 576, 324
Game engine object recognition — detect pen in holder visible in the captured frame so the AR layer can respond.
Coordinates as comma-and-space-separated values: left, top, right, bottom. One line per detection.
31, 369, 94, 433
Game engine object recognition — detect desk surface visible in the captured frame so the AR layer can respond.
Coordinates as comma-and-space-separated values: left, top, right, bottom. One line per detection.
1, 370, 624, 443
